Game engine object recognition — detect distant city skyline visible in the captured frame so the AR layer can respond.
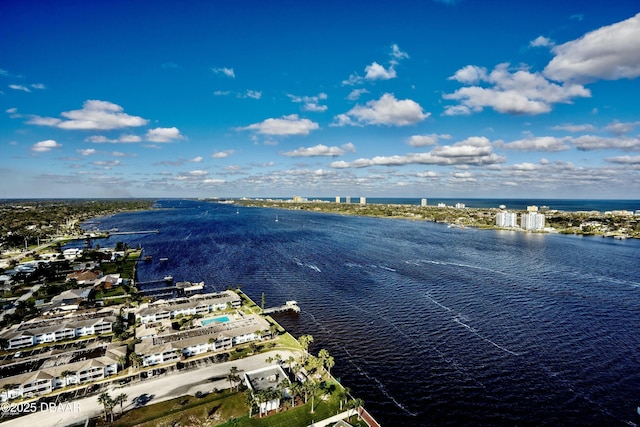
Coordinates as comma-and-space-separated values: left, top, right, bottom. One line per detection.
1, 1, 639, 199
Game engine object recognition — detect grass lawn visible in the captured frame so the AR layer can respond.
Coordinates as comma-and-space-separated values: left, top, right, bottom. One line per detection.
102, 385, 348, 427
105, 390, 247, 427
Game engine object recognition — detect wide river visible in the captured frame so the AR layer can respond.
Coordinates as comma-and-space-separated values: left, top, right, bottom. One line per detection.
85, 200, 640, 426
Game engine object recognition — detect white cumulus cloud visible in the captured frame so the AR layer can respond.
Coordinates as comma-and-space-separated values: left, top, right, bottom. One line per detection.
9, 84, 30, 92
85, 134, 142, 143
544, 12, 640, 83
605, 155, 640, 165
211, 67, 235, 78
530, 36, 555, 48
238, 114, 319, 136
282, 143, 356, 157
212, 150, 236, 158
33, 100, 149, 130
329, 136, 505, 168
499, 136, 571, 152
407, 134, 451, 147
444, 63, 590, 115
145, 127, 184, 143
365, 62, 397, 81
31, 139, 62, 152
333, 93, 429, 126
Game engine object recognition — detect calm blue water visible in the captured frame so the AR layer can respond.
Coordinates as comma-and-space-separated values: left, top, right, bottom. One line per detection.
80, 200, 640, 426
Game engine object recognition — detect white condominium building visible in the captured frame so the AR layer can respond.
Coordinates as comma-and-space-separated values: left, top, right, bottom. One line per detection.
496, 212, 518, 227
521, 212, 545, 230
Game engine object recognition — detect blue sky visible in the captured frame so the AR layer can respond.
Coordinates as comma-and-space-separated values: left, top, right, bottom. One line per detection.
1, 0, 639, 199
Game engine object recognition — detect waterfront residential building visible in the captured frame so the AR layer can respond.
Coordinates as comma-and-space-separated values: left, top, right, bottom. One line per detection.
134, 313, 270, 367
360, 197, 366, 205
0, 344, 125, 402
521, 212, 546, 230
335, 196, 340, 203
244, 365, 290, 414
421, 198, 427, 207
0, 316, 115, 350
496, 212, 518, 227
455, 203, 466, 209
527, 205, 539, 212
134, 291, 241, 324
346, 196, 351, 204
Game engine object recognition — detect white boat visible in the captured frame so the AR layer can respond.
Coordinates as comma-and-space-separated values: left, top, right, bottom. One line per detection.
275, 215, 279, 223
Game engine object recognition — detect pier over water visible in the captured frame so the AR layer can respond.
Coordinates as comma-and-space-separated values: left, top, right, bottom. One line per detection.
262, 300, 300, 314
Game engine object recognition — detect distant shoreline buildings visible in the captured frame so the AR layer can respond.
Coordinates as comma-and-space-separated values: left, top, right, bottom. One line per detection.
496, 205, 546, 231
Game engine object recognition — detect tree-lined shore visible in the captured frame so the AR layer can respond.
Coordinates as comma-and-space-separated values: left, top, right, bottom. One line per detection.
236, 199, 640, 238
0, 199, 155, 254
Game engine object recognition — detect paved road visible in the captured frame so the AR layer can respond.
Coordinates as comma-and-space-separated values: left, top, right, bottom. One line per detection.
0, 282, 44, 323
1, 349, 297, 427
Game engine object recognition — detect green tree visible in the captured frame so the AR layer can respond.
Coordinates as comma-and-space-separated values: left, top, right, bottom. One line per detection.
227, 366, 241, 391
245, 389, 257, 418
115, 392, 128, 413
97, 392, 113, 421
298, 334, 313, 362
60, 370, 74, 386
306, 380, 320, 413
128, 352, 142, 369
286, 355, 296, 374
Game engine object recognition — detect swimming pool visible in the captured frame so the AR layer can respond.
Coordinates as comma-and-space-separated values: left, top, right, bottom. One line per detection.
201, 316, 230, 326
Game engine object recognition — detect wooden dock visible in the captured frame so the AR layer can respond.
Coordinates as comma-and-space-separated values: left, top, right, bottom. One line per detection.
262, 300, 300, 314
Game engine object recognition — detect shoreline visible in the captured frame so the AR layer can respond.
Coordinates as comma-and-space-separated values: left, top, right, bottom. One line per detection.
233, 199, 640, 239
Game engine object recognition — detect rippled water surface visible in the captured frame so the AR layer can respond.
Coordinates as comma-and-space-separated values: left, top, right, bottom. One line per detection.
85, 200, 640, 426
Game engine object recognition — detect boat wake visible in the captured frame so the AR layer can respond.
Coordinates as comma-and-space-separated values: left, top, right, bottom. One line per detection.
453, 314, 522, 356
292, 257, 321, 272
304, 310, 417, 416
342, 348, 418, 416
336, 302, 486, 389
409, 259, 509, 276
424, 292, 453, 312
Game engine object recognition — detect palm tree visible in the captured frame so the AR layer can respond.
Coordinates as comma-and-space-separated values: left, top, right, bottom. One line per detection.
1, 383, 18, 401
60, 370, 74, 387
97, 392, 113, 421
307, 380, 320, 413
276, 378, 290, 410
325, 355, 335, 377
128, 352, 142, 369
255, 389, 267, 418
269, 323, 278, 338
298, 334, 313, 362
339, 386, 350, 411
352, 397, 365, 420
318, 348, 329, 364
115, 392, 128, 413
245, 389, 257, 418
117, 355, 128, 370
227, 366, 240, 391
287, 355, 296, 374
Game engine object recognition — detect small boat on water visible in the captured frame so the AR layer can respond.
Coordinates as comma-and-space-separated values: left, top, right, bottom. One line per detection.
159, 257, 168, 262
275, 215, 279, 223
143, 255, 153, 262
